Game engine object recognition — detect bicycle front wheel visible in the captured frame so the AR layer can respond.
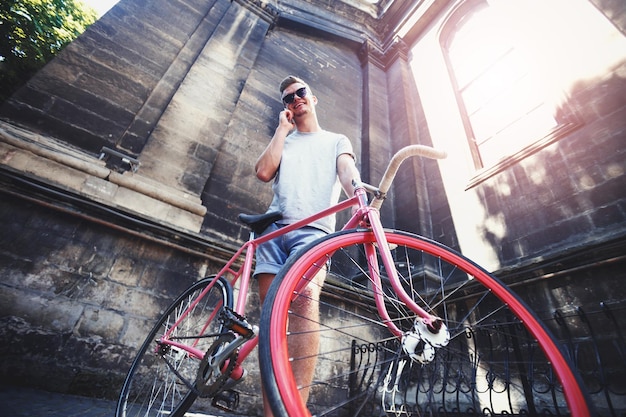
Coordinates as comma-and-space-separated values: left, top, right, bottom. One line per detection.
116, 275, 233, 417
259, 229, 590, 417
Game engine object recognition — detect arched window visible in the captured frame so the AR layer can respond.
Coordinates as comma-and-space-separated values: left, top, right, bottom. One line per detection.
441, 0, 578, 176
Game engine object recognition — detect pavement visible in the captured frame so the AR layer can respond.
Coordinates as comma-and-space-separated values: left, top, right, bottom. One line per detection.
0, 386, 113, 417
0, 385, 244, 417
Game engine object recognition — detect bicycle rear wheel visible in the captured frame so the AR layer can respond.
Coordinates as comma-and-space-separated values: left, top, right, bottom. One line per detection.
259, 229, 591, 416
116, 275, 233, 417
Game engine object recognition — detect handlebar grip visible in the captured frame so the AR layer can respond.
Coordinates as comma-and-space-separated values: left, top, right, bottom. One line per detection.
388, 145, 447, 165
371, 145, 447, 210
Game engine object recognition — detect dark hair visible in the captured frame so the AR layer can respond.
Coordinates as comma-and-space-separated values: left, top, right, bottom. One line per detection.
279, 75, 308, 94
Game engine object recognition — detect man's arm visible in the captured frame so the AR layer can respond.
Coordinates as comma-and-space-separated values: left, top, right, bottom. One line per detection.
255, 110, 293, 182
337, 153, 361, 197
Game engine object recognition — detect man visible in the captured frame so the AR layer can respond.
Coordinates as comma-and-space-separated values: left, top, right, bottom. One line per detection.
254, 75, 361, 415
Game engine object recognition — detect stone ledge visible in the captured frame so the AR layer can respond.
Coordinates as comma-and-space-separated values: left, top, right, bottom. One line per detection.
0, 121, 206, 233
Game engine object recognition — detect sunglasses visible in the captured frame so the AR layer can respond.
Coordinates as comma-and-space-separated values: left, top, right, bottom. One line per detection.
282, 87, 308, 105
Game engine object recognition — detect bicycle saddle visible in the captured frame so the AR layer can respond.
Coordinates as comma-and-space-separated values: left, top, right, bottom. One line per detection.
238, 211, 283, 235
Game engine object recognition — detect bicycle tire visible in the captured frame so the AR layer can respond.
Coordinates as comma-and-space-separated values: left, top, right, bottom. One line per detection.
116, 275, 233, 417
259, 229, 591, 417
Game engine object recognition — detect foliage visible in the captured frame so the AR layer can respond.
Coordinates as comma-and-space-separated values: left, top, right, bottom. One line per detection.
0, 0, 97, 102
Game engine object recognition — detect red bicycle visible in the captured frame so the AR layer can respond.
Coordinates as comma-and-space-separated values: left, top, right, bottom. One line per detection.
116, 145, 591, 417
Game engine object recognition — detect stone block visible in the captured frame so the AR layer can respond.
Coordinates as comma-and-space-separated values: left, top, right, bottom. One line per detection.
0, 287, 84, 332
108, 256, 144, 286
82, 176, 118, 200
120, 315, 156, 349
105, 283, 163, 318
75, 307, 125, 340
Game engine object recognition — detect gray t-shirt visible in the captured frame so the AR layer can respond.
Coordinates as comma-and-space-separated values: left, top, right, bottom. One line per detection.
267, 130, 355, 233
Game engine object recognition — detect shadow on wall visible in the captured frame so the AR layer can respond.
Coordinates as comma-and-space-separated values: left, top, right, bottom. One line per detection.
475, 65, 626, 268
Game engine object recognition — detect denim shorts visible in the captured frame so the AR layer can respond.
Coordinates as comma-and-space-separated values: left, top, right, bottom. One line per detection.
254, 223, 327, 277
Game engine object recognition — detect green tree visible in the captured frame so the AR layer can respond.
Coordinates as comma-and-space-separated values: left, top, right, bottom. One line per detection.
0, 0, 97, 102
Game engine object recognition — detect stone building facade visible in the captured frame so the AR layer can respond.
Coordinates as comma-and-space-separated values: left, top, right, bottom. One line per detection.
0, 0, 624, 415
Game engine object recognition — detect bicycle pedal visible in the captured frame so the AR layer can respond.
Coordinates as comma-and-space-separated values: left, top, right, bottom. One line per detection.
211, 389, 240, 412
221, 308, 256, 338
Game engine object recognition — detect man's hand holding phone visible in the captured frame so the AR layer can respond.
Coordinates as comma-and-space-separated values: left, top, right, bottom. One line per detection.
279, 109, 295, 130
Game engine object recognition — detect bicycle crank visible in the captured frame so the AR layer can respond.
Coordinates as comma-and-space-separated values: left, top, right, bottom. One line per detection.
195, 308, 256, 397
196, 333, 238, 397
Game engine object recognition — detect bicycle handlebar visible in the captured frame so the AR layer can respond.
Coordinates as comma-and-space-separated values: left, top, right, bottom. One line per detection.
370, 145, 447, 210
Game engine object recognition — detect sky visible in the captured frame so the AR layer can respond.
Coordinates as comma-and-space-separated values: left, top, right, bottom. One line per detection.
82, 0, 120, 17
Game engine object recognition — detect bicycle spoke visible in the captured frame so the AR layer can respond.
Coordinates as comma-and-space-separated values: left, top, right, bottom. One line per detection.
116, 276, 232, 417
260, 230, 589, 416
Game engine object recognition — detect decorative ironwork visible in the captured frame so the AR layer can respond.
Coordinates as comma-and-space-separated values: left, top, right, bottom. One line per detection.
347, 301, 626, 416
553, 302, 626, 417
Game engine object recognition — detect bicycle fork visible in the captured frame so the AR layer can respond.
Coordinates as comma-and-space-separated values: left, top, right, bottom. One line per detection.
364, 209, 450, 363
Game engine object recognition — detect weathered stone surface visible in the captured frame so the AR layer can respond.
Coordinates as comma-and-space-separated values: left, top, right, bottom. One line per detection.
0, 0, 624, 414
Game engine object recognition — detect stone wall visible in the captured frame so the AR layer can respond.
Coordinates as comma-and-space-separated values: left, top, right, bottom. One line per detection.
0, 190, 219, 398
1, 0, 625, 414
0, 1, 442, 414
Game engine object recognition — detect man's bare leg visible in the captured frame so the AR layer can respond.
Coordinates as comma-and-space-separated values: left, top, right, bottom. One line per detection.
258, 271, 324, 416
